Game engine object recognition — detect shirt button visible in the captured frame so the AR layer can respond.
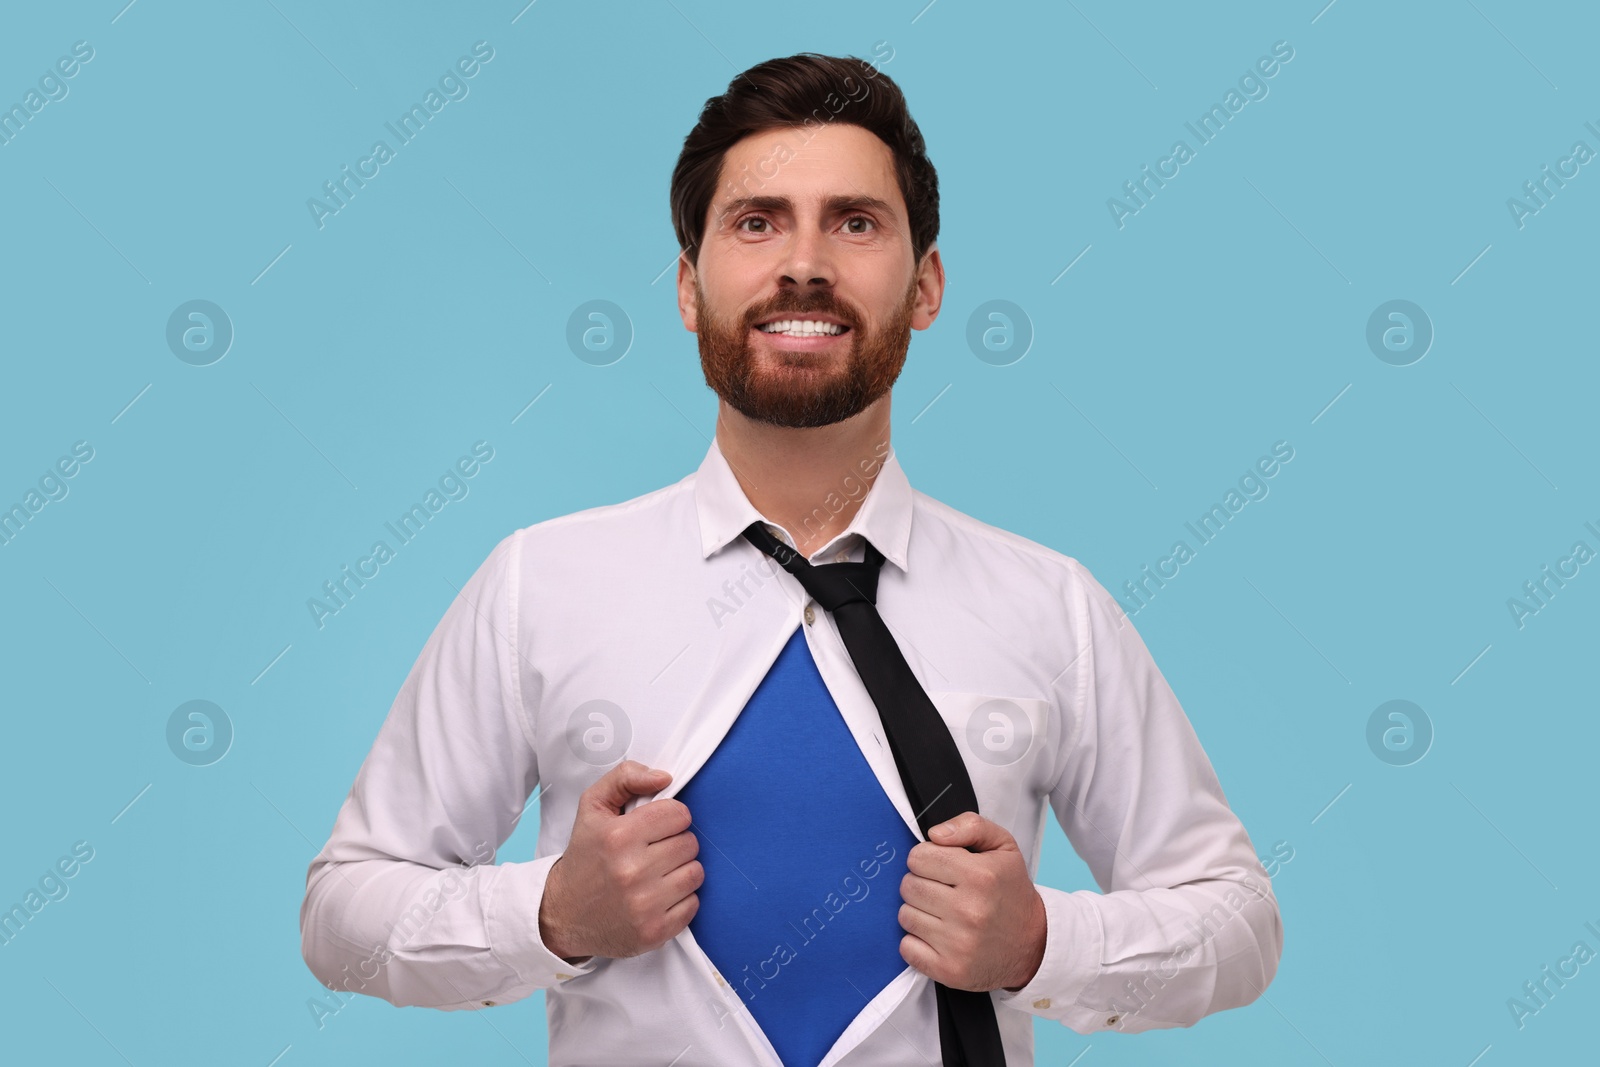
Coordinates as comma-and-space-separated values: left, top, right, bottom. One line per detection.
482, 1000, 496, 1006
1032, 997, 1051, 1009
834, 550, 849, 562
555, 973, 574, 981
803, 603, 815, 625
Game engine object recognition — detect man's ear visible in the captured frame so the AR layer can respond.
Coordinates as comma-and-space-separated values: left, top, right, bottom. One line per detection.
676, 252, 698, 333
911, 243, 945, 331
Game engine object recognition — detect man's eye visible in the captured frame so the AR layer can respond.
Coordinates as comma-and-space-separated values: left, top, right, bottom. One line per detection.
736, 215, 873, 234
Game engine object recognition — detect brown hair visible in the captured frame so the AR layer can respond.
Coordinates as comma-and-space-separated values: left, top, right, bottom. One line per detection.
669, 52, 939, 270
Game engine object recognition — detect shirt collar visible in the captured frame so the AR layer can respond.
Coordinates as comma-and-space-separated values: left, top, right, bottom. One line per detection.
694, 435, 912, 574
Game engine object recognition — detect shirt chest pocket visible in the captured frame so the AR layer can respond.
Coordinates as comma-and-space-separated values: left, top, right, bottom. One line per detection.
923, 689, 1054, 831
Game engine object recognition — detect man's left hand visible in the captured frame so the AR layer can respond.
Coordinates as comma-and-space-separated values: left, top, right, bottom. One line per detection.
897, 811, 1047, 992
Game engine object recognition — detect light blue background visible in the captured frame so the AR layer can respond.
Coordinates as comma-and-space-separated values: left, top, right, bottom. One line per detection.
2, 1, 1595, 1063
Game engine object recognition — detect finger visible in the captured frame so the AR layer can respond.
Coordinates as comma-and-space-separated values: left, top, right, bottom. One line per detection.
899, 870, 958, 916
662, 887, 699, 930
898, 931, 943, 983
897, 899, 943, 945
928, 811, 1016, 853
586, 760, 672, 815
664, 859, 704, 906
643, 826, 699, 870
628, 798, 694, 845
905, 841, 967, 887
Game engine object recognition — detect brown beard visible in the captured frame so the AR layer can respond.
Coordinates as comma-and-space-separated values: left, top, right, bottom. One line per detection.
696, 276, 918, 429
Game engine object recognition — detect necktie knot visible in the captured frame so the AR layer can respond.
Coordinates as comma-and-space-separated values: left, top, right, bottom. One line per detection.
741, 521, 883, 613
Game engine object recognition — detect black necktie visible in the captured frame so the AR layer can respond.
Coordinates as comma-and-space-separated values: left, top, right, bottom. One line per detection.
741, 521, 1007, 1067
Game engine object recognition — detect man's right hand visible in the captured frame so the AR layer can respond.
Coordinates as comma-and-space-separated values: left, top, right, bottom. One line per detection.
538, 760, 702, 964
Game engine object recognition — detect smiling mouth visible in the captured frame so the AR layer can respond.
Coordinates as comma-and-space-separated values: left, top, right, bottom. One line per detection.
755, 319, 852, 338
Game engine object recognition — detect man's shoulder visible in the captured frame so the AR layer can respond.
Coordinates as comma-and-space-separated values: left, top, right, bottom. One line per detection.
909, 486, 1097, 591
910, 488, 1134, 640
494, 470, 697, 559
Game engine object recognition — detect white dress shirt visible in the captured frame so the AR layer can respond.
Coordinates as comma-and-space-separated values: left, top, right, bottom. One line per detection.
300, 436, 1283, 1066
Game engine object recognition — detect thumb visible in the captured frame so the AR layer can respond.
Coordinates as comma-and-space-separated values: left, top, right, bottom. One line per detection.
928, 811, 1015, 852
587, 760, 671, 816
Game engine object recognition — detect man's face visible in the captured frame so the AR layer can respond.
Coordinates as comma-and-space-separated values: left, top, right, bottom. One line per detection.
678, 123, 943, 429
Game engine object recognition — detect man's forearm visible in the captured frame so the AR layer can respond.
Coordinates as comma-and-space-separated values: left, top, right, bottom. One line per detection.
994, 873, 1283, 1033
301, 852, 591, 1009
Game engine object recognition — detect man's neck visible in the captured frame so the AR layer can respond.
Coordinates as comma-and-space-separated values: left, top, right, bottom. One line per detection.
715, 397, 891, 560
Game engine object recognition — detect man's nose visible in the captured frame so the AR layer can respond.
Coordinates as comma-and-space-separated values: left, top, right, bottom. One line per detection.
776, 220, 836, 290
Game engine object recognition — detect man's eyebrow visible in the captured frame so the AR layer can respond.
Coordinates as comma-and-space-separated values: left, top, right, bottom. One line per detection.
717, 194, 897, 221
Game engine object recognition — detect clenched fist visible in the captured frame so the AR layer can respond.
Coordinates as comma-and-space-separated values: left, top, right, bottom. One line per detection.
538, 760, 703, 964
898, 811, 1047, 992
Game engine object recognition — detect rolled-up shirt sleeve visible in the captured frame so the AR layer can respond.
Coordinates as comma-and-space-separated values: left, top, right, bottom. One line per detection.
993, 558, 1284, 1033
298, 528, 598, 1010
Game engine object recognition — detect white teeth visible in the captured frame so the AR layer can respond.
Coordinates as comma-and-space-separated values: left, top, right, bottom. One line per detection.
758, 319, 846, 336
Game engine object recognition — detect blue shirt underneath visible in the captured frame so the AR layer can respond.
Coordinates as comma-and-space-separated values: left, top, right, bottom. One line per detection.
675, 625, 918, 1067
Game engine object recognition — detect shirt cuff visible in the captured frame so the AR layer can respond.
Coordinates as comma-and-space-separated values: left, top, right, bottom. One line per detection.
992, 883, 1124, 1032
483, 852, 601, 989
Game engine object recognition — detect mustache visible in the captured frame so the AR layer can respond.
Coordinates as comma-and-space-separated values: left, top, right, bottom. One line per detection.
745, 293, 858, 328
